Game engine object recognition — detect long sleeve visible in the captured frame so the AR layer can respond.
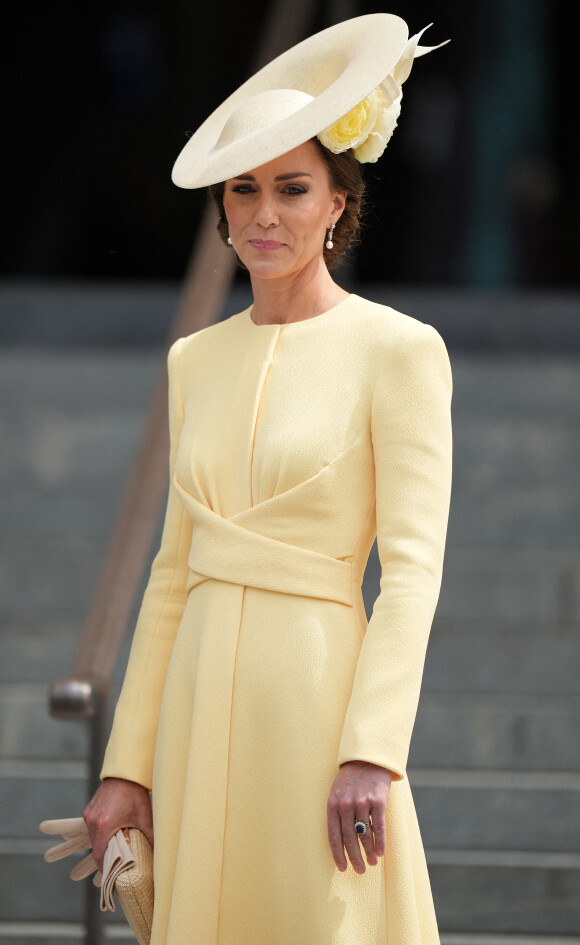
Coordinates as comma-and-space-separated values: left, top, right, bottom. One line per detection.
101, 338, 192, 789
337, 322, 453, 779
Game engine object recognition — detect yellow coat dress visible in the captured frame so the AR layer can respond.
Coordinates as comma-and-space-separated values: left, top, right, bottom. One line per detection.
101, 294, 453, 945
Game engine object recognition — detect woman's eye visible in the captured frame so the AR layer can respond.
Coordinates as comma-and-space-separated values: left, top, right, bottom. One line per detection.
231, 184, 254, 194
283, 185, 307, 196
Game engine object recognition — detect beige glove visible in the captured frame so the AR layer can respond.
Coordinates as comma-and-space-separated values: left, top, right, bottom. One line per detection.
40, 817, 102, 886
100, 829, 136, 912
40, 817, 136, 911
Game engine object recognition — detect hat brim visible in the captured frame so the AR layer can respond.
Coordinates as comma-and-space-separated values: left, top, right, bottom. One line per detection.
172, 14, 408, 189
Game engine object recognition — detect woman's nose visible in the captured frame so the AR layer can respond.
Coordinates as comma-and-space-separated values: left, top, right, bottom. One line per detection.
255, 193, 279, 227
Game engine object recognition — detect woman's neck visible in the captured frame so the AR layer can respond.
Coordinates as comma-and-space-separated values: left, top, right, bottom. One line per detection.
249, 260, 349, 326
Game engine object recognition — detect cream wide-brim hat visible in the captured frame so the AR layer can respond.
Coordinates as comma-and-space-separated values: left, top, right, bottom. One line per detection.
172, 14, 446, 189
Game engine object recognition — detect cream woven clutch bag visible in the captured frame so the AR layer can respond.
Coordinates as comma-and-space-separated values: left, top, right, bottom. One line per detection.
113, 828, 154, 944
40, 818, 153, 945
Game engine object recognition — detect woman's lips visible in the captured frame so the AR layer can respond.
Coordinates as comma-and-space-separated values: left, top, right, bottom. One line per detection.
249, 239, 284, 251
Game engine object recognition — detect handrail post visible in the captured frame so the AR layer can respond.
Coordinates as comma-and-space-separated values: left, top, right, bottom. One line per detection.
86, 686, 109, 945
50, 679, 110, 945
88, 683, 110, 797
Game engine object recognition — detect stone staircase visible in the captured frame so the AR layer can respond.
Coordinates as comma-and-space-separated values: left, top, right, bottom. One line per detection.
1, 294, 579, 942
0, 349, 157, 943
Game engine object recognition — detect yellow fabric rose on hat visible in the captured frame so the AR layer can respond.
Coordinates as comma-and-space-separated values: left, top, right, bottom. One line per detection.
353, 89, 402, 162
318, 92, 379, 153
317, 87, 402, 164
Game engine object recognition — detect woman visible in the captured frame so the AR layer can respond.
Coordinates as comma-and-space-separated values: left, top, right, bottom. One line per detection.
84, 13, 452, 945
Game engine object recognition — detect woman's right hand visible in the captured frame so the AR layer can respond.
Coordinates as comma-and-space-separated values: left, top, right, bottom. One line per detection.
83, 777, 154, 872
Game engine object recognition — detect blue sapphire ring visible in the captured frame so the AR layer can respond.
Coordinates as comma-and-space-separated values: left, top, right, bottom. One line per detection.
354, 820, 371, 836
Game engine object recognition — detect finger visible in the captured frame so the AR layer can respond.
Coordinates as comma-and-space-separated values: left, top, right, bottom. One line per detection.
90, 827, 117, 873
355, 811, 377, 866
370, 804, 387, 858
40, 817, 87, 837
70, 853, 99, 881
340, 811, 366, 874
327, 804, 348, 872
91, 839, 111, 874
43, 833, 92, 863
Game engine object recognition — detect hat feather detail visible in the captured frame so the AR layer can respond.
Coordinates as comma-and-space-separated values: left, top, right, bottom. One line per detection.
393, 24, 450, 87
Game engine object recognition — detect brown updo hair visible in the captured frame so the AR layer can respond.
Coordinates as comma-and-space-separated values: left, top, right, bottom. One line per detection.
209, 139, 366, 271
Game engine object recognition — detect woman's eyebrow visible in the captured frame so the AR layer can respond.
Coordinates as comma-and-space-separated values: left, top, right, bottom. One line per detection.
232, 172, 312, 182
274, 172, 312, 181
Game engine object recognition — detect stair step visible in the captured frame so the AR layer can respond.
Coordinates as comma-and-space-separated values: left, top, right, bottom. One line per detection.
0, 761, 87, 846
365, 547, 580, 626
429, 849, 580, 935
0, 351, 155, 545
0, 921, 133, 943
0, 621, 87, 684
411, 691, 580, 771
363, 547, 580, 694
445, 355, 580, 550
0, 540, 105, 622
441, 936, 580, 945
0, 929, 578, 945
4, 686, 579, 769
1, 483, 130, 544
0, 850, 115, 924
0, 686, 88, 760
412, 769, 580, 852
424, 617, 580, 694
437, 550, 580, 625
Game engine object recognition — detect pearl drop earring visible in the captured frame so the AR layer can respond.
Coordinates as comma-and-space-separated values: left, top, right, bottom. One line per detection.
227, 235, 232, 246
325, 223, 335, 250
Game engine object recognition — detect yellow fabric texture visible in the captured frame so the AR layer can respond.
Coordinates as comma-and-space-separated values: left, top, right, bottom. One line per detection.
101, 294, 453, 945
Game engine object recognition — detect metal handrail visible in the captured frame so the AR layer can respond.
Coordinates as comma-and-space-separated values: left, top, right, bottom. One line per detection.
48, 1, 318, 940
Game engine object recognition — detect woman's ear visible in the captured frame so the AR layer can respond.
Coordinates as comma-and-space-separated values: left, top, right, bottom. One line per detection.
331, 189, 347, 223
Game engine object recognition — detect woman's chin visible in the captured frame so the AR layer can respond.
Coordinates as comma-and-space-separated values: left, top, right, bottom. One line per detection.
244, 256, 294, 280
243, 250, 322, 283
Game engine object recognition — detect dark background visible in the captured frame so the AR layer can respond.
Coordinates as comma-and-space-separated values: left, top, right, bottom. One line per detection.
3, 0, 576, 288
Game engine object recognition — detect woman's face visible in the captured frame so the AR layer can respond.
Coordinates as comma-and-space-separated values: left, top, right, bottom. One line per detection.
222, 140, 346, 281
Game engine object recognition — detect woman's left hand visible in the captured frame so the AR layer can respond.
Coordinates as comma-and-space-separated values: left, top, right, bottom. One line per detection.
327, 760, 392, 874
